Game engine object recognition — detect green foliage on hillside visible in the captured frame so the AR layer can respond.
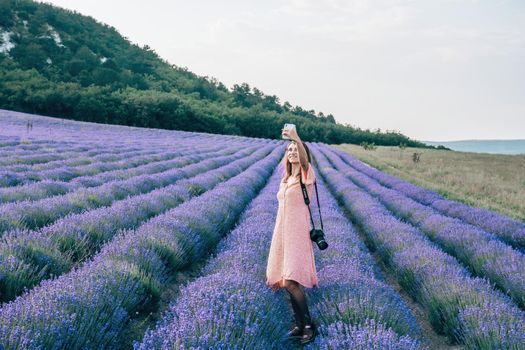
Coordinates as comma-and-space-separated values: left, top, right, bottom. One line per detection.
0, 0, 432, 147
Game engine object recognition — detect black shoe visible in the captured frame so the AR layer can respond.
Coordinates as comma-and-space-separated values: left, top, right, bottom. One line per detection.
299, 323, 317, 345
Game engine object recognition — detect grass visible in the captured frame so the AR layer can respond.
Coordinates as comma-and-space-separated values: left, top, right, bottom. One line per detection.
331, 144, 525, 222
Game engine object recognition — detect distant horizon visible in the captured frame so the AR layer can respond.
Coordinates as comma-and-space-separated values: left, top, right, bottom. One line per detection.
1, 107, 523, 144
39, 0, 525, 142
422, 138, 525, 143
422, 138, 525, 155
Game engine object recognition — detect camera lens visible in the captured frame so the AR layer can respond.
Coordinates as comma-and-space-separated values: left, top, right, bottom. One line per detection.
317, 239, 328, 250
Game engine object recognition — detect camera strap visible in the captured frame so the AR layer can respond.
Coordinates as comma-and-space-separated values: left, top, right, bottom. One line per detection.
299, 173, 324, 232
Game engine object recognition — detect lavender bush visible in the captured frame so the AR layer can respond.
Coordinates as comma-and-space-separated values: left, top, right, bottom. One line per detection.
0, 144, 244, 203
136, 158, 424, 349
0, 145, 272, 302
0, 141, 231, 189
0, 144, 266, 234
0, 147, 282, 349
2, 144, 148, 172
312, 143, 525, 349
330, 147, 525, 250
322, 146, 525, 308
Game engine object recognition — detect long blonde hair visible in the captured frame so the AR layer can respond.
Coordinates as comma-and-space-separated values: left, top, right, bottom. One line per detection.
281, 141, 312, 183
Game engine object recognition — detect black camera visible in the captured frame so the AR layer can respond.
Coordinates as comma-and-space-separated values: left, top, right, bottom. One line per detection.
310, 228, 328, 250
300, 175, 328, 251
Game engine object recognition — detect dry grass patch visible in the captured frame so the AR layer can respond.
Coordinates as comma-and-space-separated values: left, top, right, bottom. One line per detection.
332, 144, 525, 222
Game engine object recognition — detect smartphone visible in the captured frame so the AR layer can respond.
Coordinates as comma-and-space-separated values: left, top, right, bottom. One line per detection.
282, 123, 296, 140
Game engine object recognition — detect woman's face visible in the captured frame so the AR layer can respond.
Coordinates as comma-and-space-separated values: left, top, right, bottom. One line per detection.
287, 142, 300, 164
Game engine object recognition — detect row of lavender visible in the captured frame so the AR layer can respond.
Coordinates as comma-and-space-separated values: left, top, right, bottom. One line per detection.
332, 148, 525, 250
0, 145, 282, 349
0, 144, 272, 302
0, 109, 263, 191
0, 131, 244, 170
0, 138, 157, 164
0, 136, 246, 187
1, 144, 179, 176
3, 147, 160, 173
325, 147, 525, 308
0, 109, 256, 147
0, 143, 136, 167
0, 137, 74, 149
135, 158, 425, 349
0, 144, 246, 203
0, 143, 161, 187
0, 135, 178, 169
0, 141, 267, 234
313, 143, 525, 349
0, 109, 206, 145
0, 138, 139, 158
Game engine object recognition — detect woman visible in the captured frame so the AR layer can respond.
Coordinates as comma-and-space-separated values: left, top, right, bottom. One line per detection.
266, 126, 318, 345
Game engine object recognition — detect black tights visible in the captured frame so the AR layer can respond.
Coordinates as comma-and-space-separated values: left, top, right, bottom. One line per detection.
284, 280, 312, 329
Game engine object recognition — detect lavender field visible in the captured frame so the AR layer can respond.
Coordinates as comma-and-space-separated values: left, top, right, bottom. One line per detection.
0, 109, 524, 350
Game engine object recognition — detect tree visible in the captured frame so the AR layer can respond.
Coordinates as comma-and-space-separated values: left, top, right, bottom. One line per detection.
11, 43, 48, 69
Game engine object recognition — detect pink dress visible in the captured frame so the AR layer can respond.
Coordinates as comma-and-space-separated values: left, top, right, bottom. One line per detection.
266, 162, 319, 292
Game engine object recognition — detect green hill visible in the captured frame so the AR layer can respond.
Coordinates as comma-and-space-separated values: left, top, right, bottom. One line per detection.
0, 0, 431, 147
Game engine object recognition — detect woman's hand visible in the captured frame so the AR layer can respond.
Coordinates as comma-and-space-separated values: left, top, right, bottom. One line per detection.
282, 127, 300, 142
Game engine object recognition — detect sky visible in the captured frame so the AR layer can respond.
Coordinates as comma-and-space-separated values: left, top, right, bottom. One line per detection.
41, 0, 524, 142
